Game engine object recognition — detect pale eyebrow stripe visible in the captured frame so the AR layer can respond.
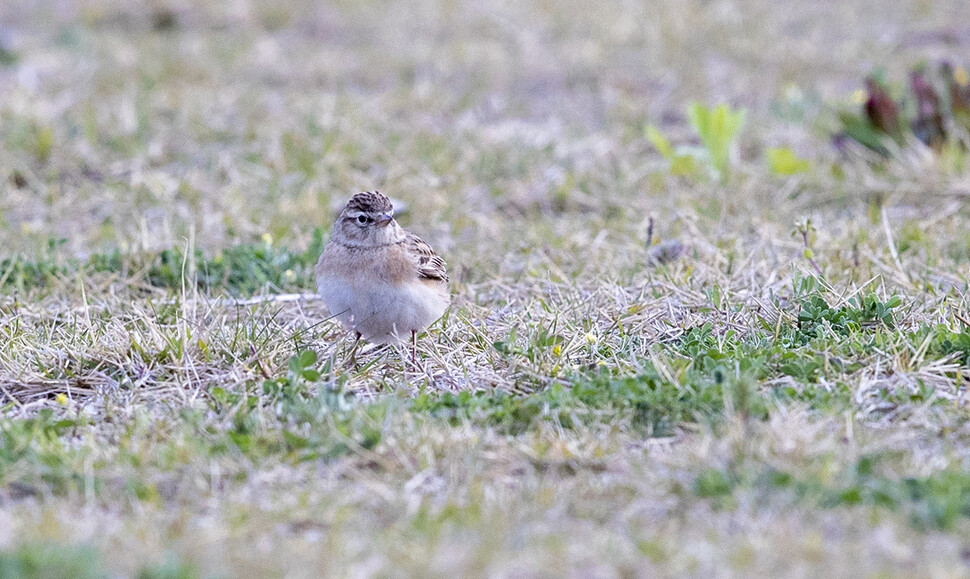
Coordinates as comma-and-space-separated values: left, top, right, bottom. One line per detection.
344, 209, 393, 219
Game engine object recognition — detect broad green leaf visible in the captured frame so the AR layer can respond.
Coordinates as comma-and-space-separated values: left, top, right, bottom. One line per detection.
299, 350, 318, 368
837, 111, 889, 153
670, 154, 700, 177
767, 147, 810, 175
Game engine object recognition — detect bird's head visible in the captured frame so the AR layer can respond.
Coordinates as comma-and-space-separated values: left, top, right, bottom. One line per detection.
332, 191, 404, 247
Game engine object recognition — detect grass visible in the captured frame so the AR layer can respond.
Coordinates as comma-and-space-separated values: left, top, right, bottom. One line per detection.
3, 0, 970, 576
0, 230, 326, 295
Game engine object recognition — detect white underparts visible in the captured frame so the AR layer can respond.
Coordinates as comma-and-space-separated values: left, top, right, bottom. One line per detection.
317, 277, 449, 344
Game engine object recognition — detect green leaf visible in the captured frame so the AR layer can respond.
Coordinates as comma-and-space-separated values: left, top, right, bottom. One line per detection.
669, 154, 701, 177
837, 111, 889, 154
688, 103, 746, 179
767, 147, 811, 175
708, 284, 722, 311
299, 350, 318, 369
645, 125, 675, 159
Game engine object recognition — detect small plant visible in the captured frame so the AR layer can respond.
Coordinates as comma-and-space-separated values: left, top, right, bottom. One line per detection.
792, 219, 822, 275
834, 62, 970, 155
850, 293, 902, 328
796, 293, 901, 339
687, 102, 747, 180
646, 102, 747, 181
645, 125, 702, 178
918, 325, 970, 366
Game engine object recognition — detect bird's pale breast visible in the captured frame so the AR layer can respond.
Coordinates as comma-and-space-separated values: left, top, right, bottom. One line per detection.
315, 242, 449, 343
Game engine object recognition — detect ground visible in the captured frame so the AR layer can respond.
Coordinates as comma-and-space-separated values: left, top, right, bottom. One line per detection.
1, 0, 970, 577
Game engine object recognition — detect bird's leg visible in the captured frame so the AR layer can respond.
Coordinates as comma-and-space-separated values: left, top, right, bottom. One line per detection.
411, 330, 417, 366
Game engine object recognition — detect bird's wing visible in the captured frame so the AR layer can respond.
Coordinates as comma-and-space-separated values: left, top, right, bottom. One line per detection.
406, 232, 448, 282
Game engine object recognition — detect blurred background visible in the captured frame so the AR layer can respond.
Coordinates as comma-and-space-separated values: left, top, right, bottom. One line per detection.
0, 0, 968, 263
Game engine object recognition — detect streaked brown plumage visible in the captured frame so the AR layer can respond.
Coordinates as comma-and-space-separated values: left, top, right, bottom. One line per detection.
315, 191, 450, 360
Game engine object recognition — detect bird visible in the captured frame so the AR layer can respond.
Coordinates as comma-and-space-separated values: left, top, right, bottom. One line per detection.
315, 191, 450, 364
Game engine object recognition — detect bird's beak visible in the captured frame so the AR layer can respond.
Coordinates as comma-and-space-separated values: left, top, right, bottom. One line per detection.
376, 213, 393, 226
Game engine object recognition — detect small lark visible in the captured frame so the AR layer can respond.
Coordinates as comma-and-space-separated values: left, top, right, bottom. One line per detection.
316, 191, 450, 363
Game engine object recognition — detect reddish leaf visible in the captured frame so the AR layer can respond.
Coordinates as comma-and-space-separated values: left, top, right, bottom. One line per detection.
910, 70, 946, 147
864, 77, 903, 142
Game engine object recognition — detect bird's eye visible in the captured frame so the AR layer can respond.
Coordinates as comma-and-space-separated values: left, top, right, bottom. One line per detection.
356, 215, 368, 225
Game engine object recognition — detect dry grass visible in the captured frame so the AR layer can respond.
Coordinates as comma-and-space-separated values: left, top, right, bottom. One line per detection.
2, 0, 970, 576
